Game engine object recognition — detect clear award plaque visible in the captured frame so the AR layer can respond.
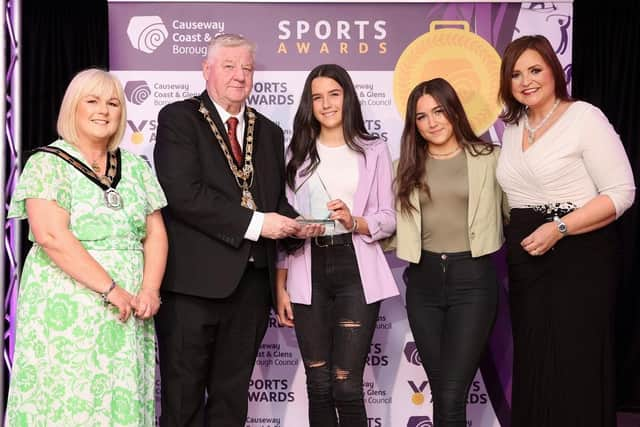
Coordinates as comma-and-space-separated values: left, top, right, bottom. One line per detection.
294, 173, 336, 230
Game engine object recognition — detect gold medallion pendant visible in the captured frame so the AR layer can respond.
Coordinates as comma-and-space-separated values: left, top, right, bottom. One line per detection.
241, 184, 256, 210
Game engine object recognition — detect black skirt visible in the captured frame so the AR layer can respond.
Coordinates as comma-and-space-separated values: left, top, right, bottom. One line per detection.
506, 208, 617, 427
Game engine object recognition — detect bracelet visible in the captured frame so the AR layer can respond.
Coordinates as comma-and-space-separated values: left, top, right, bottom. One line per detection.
350, 217, 358, 234
100, 280, 116, 306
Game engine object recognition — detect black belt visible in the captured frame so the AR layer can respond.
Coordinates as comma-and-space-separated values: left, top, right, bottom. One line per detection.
313, 233, 353, 247
421, 250, 472, 261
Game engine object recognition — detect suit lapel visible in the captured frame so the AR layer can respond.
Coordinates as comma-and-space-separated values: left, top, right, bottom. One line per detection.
467, 150, 488, 227
244, 107, 266, 208
200, 91, 262, 205
201, 90, 252, 157
200, 91, 230, 146
242, 107, 253, 151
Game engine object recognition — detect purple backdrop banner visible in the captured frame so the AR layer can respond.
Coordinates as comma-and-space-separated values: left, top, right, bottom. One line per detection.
107, 2, 574, 426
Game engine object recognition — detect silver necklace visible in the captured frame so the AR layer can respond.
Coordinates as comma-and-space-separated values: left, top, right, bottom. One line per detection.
524, 98, 560, 144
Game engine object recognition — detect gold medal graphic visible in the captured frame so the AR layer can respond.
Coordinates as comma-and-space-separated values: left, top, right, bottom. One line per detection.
411, 392, 425, 405
393, 21, 502, 135
131, 132, 145, 144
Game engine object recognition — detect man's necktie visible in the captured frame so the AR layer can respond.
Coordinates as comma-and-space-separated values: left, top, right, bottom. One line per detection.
226, 117, 242, 164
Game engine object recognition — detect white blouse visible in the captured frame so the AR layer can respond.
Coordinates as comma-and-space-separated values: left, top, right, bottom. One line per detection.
496, 101, 635, 218
311, 141, 359, 234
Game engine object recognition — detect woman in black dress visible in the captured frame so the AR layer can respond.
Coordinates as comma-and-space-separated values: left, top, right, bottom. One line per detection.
496, 35, 635, 426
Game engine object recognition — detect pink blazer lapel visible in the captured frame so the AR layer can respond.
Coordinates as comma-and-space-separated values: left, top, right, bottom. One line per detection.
287, 158, 313, 213
352, 145, 379, 216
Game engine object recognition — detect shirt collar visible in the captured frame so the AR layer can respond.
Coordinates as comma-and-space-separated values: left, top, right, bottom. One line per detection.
208, 94, 245, 126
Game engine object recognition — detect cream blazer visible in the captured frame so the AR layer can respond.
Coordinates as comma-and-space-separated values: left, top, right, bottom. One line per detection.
385, 146, 506, 262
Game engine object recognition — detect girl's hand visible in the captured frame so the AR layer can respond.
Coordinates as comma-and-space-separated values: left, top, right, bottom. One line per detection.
276, 287, 295, 328
327, 199, 355, 230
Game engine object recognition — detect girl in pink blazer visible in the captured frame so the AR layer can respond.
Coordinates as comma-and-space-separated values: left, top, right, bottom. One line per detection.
276, 64, 398, 427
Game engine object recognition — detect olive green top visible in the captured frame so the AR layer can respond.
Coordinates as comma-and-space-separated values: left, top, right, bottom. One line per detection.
384, 145, 507, 262
419, 150, 470, 252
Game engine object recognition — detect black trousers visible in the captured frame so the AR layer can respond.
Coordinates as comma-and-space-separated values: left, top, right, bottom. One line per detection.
405, 251, 497, 427
156, 265, 271, 427
293, 238, 379, 427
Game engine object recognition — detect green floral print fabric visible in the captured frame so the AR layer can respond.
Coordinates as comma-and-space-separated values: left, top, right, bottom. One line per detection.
5, 140, 167, 426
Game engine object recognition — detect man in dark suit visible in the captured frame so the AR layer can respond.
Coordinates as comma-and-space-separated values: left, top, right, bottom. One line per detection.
153, 33, 301, 426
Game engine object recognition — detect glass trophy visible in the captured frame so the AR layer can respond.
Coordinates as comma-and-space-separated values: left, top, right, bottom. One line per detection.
294, 173, 336, 232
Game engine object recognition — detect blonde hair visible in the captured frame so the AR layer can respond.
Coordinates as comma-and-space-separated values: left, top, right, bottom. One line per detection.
205, 33, 256, 63
57, 68, 127, 151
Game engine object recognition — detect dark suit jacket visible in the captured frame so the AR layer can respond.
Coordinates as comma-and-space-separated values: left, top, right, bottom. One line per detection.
154, 91, 296, 299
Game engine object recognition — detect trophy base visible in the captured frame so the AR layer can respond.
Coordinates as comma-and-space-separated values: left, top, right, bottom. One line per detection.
296, 219, 336, 225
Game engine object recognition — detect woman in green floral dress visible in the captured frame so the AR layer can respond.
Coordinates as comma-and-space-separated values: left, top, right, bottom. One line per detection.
6, 68, 168, 426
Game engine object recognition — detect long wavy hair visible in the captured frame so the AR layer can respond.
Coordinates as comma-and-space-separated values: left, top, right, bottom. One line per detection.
498, 35, 572, 125
285, 64, 375, 190
395, 78, 494, 214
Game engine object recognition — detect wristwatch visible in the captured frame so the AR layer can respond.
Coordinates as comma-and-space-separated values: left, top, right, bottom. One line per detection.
553, 215, 568, 235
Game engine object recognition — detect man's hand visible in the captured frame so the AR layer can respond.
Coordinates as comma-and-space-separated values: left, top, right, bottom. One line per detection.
260, 213, 301, 239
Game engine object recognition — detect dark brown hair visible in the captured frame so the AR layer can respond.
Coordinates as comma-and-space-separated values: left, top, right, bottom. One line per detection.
395, 78, 493, 214
498, 35, 571, 124
286, 64, 374, 190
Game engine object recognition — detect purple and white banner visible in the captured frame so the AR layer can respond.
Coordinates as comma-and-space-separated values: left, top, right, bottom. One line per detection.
108, 2, 573, 426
